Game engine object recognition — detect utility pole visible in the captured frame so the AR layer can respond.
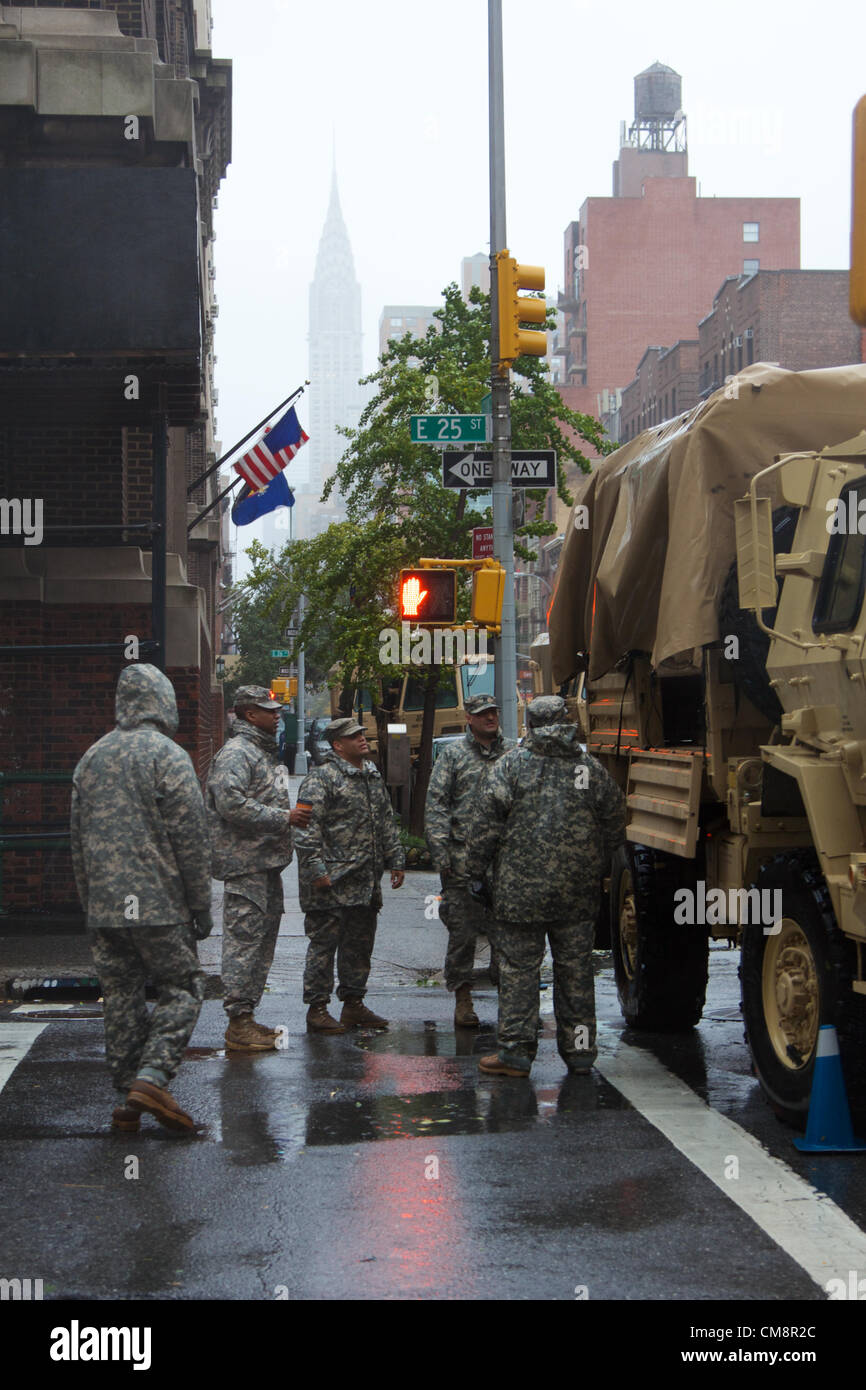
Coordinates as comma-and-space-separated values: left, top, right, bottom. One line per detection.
295, 590, 307, 774
488, 0, 517, 740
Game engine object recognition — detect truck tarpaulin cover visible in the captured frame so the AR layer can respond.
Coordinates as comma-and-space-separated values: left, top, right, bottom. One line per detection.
548, 363, 866, 685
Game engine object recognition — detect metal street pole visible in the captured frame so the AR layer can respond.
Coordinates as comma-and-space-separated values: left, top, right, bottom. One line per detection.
295, 588, 307, 774
488, 0, 517, 740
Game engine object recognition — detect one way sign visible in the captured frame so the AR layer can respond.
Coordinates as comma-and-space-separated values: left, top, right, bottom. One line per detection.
442, 450, 556, 489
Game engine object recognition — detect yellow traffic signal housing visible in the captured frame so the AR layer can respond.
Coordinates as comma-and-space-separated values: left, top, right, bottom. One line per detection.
496, 250, 547, 367
852, 94, 866, 326
471, 564, 505, 628
288, 677, 298, 698
270, 678, 289, 702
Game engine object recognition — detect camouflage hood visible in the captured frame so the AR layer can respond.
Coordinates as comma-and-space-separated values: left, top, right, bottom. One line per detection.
524, 723, 584, 759
115, 663, 179, 737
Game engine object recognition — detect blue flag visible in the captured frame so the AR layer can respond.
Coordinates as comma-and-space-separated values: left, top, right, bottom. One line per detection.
231, 470, 295, 526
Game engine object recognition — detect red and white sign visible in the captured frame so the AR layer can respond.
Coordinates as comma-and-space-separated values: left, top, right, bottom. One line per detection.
472, 526, 494, 559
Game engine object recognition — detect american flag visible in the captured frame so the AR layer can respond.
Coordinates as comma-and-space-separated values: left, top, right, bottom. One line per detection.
233, 405, 309, 489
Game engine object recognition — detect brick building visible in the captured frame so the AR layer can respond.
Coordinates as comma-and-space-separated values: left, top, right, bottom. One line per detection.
616, 271, 864, 442
558, 62, 800, 423
0, 1, 231, 924
697, 270, 865, 397
619, 339, 699, 441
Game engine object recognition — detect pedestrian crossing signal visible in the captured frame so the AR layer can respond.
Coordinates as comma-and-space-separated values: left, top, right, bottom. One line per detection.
399, 568, 456, 625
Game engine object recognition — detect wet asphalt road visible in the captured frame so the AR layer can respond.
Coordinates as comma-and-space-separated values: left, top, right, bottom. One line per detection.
3, 934, 865, 1302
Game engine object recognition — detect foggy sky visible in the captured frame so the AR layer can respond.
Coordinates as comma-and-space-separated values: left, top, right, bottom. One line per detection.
211, 0, 864, 564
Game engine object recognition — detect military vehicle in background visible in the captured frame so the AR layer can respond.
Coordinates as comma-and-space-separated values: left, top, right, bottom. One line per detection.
328, 657, 500, 759
546, 362, 866, 1125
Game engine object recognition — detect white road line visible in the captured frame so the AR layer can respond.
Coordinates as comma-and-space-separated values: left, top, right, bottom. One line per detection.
0, 1022, 48, 1096
595, 1021, 866, 1295
12, 1003, 75, 1015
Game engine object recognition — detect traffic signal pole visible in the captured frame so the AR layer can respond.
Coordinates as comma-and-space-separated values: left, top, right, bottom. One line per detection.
488, 0, 518, 741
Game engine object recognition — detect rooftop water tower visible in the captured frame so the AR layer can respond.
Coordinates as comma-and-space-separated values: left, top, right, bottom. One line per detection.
626, 61, 687, 152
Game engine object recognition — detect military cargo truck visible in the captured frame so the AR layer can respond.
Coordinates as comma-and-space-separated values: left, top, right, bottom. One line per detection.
546, 363, 866, 1124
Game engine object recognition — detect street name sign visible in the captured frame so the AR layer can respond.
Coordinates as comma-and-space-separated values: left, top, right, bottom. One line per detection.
442, 450, 556, 489
410, 414, 489, 444
270, 648, 290, 658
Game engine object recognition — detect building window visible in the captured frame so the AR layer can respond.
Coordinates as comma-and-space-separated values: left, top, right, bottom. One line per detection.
746, 331, 754, 366
743, 222, 759, 242
391, 317, 403, 328
743, 259, 759, 275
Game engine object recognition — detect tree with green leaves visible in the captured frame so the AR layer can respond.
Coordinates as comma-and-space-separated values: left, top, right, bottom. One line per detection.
244, 282, 606, 831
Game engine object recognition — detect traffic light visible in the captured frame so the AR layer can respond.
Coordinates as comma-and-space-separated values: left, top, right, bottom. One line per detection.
852, 94, 866, 326
270, 678, 289, 702
496, 249, 547, 368
471, 565, 505, 628
399, 568, 456, 626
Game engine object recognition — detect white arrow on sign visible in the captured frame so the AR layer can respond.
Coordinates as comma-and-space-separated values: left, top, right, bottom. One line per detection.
446, 455, 492, 485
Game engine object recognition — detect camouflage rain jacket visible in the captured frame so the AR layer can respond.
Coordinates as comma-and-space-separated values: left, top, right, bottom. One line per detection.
294, 752, 404, 912
424, 728, 516, 879
70, 663, 211, 931
205, 720, 293, 880
466, 723, 625, 924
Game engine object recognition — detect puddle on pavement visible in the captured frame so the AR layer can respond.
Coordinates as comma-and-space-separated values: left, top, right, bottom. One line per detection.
184, 1046, 222, 1060
351, 1021, 497, 1059
295, 1072, 627, 1148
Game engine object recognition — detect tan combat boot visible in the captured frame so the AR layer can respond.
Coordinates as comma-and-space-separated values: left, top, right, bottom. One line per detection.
454, 984, 479, 1028
340, 997, 388, 1029
306, 1002, 346, 1034
225, 1013, 277, 1052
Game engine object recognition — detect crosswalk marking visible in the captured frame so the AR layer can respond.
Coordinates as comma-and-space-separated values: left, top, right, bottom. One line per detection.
595, 1021, 866, 1295
0, 1021, 48, 1096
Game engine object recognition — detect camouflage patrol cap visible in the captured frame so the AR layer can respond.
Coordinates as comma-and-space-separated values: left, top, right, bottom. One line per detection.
324, 717, 366, 743
234, 684, 282, 711
527, 695, 568, 727
464, 695, 499, 715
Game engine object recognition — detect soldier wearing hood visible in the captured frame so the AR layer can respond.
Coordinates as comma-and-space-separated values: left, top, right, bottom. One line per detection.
70, 664, 212, 1134
294, 717, 405, 1033
466, 695, 625, 1078
206, 686, 311, 1052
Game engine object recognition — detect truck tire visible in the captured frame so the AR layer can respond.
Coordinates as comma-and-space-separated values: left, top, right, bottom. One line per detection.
609, 844, 709, 1030
740, 852, 866, 1127
717, 505, 798, 725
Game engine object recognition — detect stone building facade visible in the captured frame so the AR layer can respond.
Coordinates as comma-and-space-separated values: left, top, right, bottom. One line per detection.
0, 1, 231, 924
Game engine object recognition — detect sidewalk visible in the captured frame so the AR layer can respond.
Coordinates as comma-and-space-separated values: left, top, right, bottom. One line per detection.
1, 776, 495, 995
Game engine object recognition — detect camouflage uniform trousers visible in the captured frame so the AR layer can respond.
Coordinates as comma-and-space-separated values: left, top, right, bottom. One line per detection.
438, 877, 498, 990
303, 904, 379, 1004
495, 916, 597, 1071
88, 923, 204, 1094
222, 869, 284, 1018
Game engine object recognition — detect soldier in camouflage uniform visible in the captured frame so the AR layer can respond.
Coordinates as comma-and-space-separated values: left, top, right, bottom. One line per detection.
294, 717, 405, 1032
206, 685, 311, 1052
70, 664, 213, 1134
466, 695, 625, 1078
424, 694, 516, 1026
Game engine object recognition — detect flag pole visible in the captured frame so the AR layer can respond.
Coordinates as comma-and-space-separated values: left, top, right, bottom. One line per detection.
186, 381, 309, 497
187, 473, 243, 534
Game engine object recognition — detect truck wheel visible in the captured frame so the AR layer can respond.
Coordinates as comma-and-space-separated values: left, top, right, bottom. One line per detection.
740, 852, 866, 1127
609, 844, 709, 1030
